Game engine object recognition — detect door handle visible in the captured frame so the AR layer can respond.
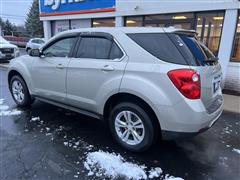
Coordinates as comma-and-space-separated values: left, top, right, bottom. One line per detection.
56, 64, 65, 69
101, 65, 115, 72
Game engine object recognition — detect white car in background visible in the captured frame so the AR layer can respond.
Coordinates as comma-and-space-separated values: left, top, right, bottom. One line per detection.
0, 36, 20, 62
26, 38, 45, 54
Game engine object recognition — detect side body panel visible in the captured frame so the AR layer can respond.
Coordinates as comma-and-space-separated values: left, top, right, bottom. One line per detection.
30, 56, 70, 102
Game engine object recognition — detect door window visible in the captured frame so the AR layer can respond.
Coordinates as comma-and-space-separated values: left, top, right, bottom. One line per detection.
109, 42, 124, 59
43, 37, 76, 57
76, 37, 123, 60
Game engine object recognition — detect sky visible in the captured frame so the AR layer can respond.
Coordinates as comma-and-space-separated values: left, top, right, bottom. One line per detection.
0, 0, 33, 25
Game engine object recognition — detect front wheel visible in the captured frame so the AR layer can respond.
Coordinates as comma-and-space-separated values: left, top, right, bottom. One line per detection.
108, 102, 157, 152
10, 75, 34, 107
27, 48, 31, 54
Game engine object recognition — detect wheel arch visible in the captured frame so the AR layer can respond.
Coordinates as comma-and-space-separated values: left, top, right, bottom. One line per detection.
103, 92, 161, 135
8, 70, 32, 94
8, 70, 23, 84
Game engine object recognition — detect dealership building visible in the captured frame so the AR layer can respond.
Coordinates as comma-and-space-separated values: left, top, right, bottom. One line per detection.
39, 0, 240, 92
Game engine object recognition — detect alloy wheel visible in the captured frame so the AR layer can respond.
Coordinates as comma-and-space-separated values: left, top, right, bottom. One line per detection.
114, 110, 145, 145
12, 80, 25, 103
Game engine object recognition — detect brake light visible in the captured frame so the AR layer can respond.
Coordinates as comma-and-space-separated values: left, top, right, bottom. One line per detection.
167, 69, 201, 99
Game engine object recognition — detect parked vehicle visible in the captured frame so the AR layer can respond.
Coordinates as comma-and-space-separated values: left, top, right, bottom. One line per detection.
3, 36, 30, 48
0, 36, 20, 62
26, 38, 45, 54
8, 27, 223, 152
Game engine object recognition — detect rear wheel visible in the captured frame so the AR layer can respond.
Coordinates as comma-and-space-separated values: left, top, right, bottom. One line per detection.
10, 75, 34, 107
109, 102, 156, 152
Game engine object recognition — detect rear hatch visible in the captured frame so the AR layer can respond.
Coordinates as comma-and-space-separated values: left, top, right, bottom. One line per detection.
168, 31, 223, 113
127, 30, 223, 113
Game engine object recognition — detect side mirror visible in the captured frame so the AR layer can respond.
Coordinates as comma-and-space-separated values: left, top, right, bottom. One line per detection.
29, 49, 43, 57
29, 49, 40, 57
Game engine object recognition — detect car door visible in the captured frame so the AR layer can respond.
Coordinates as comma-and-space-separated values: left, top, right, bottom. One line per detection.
66, 33, 128, 112
31, 39, 41, 49
31, 35, 78, 103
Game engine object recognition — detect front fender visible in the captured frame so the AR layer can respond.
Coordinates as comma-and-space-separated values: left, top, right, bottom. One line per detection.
8, 56, 34, 95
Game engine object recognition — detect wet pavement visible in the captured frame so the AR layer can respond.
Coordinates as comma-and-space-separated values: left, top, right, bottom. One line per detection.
0, 67, 239, 180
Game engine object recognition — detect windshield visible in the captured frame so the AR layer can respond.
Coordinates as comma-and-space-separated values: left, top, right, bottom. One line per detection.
39, 39, 45, 44
0, 36, 10, 44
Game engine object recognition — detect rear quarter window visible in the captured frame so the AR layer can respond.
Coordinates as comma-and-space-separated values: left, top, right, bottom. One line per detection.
127, 33, 187, 65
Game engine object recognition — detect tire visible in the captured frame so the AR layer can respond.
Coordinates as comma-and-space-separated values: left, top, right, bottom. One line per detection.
10, 75, 34, 107
108, 102, 156, 152
27, 48, 31, 54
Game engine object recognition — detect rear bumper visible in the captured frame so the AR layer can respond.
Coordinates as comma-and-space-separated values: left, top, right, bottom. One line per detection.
161, 109, 222, 140
154, 95, 224, 140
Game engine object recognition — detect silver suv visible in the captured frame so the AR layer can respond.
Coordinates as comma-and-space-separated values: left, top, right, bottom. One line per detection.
8, 27, 223, 152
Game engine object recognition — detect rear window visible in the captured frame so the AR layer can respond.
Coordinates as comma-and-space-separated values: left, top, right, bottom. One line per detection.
127, 33, 188, 65
128, 33, 217, 66
168, 33, 217, 66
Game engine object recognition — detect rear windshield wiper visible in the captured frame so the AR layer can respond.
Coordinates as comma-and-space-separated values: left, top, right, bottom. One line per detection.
205, 57, 219, 63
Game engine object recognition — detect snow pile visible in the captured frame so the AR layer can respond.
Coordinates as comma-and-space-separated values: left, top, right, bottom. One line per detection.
232, 148, 240, 154
84, 151, 147, 179
0, 99, 22, 116
84, 151, 184, 180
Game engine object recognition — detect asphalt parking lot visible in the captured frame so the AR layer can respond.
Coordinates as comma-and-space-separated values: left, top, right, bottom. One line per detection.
0, 57, 239, 179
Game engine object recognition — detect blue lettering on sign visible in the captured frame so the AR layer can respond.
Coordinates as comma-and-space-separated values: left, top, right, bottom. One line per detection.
40, 0, 116, 15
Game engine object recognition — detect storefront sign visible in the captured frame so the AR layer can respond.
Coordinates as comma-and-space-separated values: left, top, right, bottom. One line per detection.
40, 0, 115, 16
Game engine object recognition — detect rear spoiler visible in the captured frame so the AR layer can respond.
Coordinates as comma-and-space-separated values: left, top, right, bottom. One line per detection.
163, 28, 197, 37
174, 30, 197, 37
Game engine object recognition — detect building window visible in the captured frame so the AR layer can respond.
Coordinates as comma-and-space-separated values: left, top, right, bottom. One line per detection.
231, 12, 240, 62
51, 20, 70, 36
92, 18, 115, 27
125, 16, 143, 27
124, 11, 224, 56
144, 13, 194, 29
196, 12, 224, 56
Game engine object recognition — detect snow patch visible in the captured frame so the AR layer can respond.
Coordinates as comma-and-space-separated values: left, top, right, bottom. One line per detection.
0, 99, 22, 116
0, 109, 22, 116
165, 175, 184, 180
84, 151, 184, 180
149, 167, 162, 179
232, 148, 240, 154
0, 99, 4, 105
0, 105, 9, 111
30, 117, 40, 122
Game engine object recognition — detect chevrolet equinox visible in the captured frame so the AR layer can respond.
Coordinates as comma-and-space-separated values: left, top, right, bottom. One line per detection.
8, 27, 224, 152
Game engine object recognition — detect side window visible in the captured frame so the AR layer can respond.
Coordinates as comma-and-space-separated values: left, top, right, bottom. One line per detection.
43, 37, 76, 57
76, 37, 112, 59
109, 42, 124, 59
31, 39, 38, 43
128, 33, 187, 65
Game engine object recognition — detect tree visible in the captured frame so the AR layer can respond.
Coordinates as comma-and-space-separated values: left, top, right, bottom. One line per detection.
0, 18, 26, 36
4, 19, 17, 35
0, 17, 6, 34
25, 0, 43, 37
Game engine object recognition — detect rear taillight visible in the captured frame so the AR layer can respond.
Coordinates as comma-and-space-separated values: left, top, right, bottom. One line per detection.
167, 69, 201, 99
